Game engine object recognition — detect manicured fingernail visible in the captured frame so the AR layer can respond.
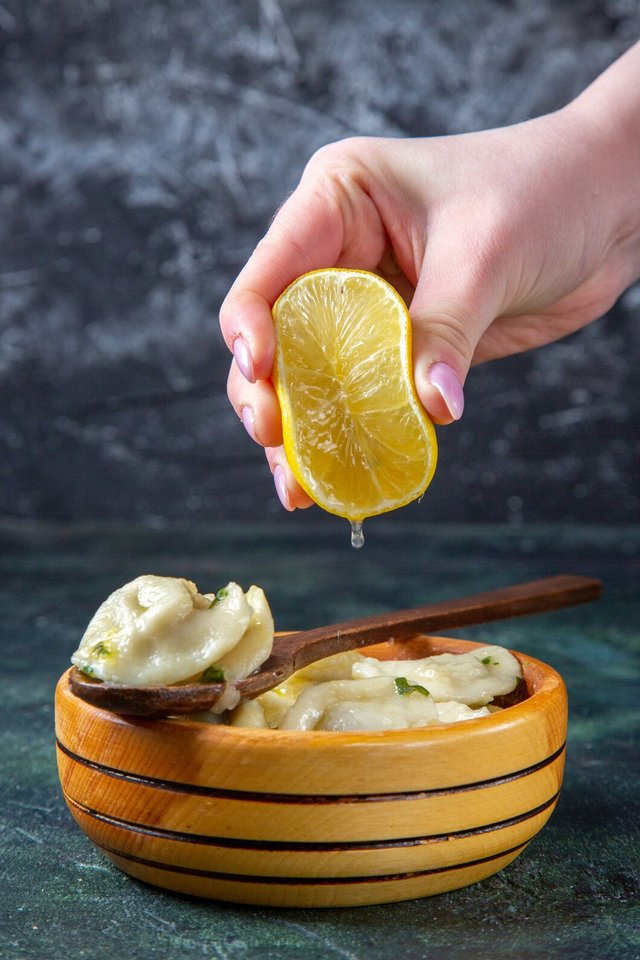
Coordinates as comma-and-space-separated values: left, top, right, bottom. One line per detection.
241, 406, 257, 443
273, 465, 292, 511
233, 337, 255, 382
428, 362, 465, 420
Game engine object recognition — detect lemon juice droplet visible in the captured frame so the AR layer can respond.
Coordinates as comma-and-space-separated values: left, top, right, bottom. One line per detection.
350, 520, 365, 549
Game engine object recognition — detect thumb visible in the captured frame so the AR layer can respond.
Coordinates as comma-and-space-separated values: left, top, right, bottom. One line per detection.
409, 263, 500, 424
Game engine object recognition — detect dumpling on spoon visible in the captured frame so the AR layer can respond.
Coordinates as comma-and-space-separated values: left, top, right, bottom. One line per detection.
71, 575, 273, 686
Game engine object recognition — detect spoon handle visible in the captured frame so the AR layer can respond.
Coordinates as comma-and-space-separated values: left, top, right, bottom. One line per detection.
239, 574, 601, 696
70, 574, 602, 716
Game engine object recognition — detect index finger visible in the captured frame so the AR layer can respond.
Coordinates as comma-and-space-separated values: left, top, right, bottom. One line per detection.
219, 177, 345, 381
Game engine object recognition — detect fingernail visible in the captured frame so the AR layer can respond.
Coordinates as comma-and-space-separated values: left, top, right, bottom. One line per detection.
233, 336, 255, 382
428, 362, 465, 420
241, 406, 257, 443
273, 465, 292, 511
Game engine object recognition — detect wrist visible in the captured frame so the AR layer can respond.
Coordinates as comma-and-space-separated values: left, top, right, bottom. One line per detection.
563, 44, 640, 282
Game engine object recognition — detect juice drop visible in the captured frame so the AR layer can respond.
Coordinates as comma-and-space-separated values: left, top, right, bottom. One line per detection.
350, 520, 365, 549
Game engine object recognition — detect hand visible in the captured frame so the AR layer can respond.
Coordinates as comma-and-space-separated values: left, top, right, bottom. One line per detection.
220, 44, 640, 511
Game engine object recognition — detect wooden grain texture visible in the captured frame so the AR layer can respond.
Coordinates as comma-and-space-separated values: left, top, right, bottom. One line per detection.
55, 635, 568, 907
68, 574, 599, 717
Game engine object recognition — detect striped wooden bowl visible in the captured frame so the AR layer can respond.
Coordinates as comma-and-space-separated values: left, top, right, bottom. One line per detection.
55, 635, 567, 908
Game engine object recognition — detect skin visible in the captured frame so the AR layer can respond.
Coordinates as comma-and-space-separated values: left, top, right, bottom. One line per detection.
220, 41, 640, 510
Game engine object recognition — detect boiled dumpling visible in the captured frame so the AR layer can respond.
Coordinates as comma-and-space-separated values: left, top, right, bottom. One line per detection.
279, 676, 439, 731
71, 576, 273, 686
351, 645, 521, 706
213, 585, 274, 681
228, 645, 520, 732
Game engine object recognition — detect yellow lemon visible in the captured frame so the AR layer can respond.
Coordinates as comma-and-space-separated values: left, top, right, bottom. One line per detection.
272, 268, 437, 526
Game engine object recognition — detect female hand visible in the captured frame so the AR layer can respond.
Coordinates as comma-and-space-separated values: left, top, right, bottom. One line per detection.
220, 42, 640, 510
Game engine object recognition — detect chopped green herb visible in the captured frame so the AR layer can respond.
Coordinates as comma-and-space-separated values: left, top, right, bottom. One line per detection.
209, 587, 229, 608
394, 676, 430, 698
91, 641, 111, 658
481, 655, 500, 666
80, 664, 94, 677
201, 665, 225, 683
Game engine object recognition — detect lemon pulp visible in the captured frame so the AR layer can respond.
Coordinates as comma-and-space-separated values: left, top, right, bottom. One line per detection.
272, 268, 437, 523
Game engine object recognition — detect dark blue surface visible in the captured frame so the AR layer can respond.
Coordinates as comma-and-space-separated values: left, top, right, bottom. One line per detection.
1, 521, 638, 959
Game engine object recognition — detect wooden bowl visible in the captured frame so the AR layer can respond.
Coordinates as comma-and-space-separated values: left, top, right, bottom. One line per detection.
55, 635, 567, 908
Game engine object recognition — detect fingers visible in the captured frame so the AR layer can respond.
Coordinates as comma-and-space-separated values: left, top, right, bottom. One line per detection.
220, 162, 349, 514
227, 360, 282, 448
265, 447, 315, 512
227, 361, 314, 511
219, 173, 346, 383
409, 239, 505, 424
221, 145, 369, 513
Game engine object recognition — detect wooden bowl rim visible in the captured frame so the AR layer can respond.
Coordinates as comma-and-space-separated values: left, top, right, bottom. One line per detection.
58, 634, 565, 747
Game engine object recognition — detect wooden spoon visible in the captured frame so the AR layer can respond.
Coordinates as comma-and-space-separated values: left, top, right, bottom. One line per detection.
69, 574, 601, 718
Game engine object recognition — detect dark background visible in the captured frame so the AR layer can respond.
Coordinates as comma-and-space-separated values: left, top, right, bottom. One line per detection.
1, 0, 639, 531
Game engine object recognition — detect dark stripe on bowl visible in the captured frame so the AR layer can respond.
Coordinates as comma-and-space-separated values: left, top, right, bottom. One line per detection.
56, 738, 565, 803
65, 789, 560, 850
95, 838, 531, 886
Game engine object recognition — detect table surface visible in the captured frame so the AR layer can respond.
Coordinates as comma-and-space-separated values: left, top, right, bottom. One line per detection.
2, 520, 639, 960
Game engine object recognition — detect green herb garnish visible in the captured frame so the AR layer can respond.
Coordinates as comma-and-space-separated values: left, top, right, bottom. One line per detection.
201, 665, 225, 683
481, 655, 500, 666
91, 641, 111, 658
394, 676, 430, 698
80, 664, 95, 677
209, 587, 229, 608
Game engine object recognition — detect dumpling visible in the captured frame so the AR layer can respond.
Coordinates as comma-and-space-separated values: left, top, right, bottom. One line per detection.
213, 585, 274, 681
279, 676, 439, 731
351, 645, 521, 706
71, 576, 273, 686
227, 645, 520, 732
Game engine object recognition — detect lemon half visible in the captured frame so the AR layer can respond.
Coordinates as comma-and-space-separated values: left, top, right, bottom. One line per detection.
272, 268, 437, 522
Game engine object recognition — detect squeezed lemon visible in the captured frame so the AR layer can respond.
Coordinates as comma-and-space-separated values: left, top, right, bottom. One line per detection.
272, 268, 437, 537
